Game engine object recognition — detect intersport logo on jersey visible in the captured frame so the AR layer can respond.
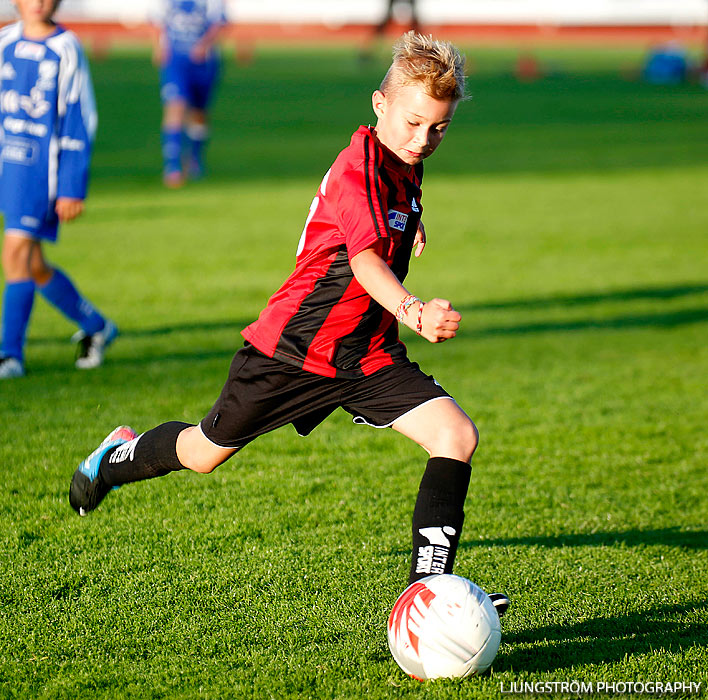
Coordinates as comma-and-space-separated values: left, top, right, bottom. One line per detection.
388, 209, 408, 232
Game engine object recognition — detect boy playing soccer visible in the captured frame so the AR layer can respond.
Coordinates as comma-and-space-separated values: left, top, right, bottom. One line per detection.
70, 32, 508, 611
0, 0, 116, 378
152, 0, 227, 187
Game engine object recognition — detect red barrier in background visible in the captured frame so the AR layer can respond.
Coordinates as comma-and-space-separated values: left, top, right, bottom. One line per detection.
40, 20, 708, 55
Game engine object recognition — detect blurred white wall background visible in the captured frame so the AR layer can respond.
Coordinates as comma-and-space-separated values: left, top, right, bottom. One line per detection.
0, 0, 706, 25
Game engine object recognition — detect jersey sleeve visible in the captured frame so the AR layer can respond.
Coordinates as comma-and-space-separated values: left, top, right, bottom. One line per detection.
55, 39, 97, 201
0, 23, 20, 73
336, 165, 390, 260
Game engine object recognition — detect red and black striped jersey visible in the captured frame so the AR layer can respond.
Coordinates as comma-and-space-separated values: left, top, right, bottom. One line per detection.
242, 125, 423, 379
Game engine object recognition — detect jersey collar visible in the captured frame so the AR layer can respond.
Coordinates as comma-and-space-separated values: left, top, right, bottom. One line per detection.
357, 125, 421, 183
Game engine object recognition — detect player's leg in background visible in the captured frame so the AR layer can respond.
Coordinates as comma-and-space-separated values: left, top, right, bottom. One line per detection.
159, 50, 187, 186
185, 57, 219, 179
392, 397, 479, 584
30, 239, 117, 369
376, 0, 396, 36
408, 0, 421, 34
0, 233, 36, 376
185, 107, 208, 179
359, 0, 396, 61
161, 97, 187, 187
32, 242, 105, 336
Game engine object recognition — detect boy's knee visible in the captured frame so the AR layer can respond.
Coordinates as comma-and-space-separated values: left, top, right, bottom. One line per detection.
182, 457, 219, 474
468, 420, 480, 452
2, 239, 29, 278
29, 259, 52, 286
432, 415, 478, 463
163, 100, 187, 128
457, 418, 479, 461
175, 425, 234, 474
176, 445, 220, 474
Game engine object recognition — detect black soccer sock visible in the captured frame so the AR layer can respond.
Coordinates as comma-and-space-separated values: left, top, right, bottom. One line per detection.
99, 421, 192, 487
408, 457, 471, 585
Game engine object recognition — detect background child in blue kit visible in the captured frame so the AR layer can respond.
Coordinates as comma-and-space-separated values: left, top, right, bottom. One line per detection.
152, 0, 227, 187
0, 0, 116, 379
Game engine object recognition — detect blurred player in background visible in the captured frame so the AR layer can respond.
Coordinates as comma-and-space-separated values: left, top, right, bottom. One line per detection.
0, 0, 117, 379
375, 0, 420, 37
152, 0, 227, 187
361, 0, 420, 61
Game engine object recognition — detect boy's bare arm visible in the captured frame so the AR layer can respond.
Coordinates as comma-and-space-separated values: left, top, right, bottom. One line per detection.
190, 24, 225, 62
55, 197, 84, 223
151, 25, 166, 66
350, 247, 460, 343
414, 220, 426, 258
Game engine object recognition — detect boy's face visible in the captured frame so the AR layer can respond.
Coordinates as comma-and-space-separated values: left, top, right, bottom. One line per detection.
372, 83, 458, 168
13, 0, 58, 25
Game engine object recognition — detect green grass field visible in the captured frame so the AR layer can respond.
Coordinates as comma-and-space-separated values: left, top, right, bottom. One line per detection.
1, 44, 707, 699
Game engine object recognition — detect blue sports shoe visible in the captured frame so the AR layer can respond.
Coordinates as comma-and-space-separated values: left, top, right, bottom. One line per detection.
69, 425, 136, 516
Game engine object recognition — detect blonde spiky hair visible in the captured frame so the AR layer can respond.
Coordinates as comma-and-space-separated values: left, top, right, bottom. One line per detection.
380, 31, 466, 101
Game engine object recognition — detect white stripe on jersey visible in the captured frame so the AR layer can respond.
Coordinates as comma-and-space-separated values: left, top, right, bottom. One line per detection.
0, 24, 23, 182
47, 30, 97, 142
48, 131, 59, 202
0, 22, 22, 72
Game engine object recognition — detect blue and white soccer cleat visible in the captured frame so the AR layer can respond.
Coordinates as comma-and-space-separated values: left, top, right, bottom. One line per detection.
69, 425, 136, 516
73, 319, 118, 370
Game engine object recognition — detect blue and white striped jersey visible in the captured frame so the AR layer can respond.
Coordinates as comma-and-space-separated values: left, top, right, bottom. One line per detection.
153, 0, 227, 56
0, 22, 97, 223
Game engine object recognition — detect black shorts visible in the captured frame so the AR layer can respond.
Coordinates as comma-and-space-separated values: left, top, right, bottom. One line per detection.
200, 344, 451, 450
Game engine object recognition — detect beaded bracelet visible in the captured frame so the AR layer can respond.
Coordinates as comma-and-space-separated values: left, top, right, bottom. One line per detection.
416, 301, 425, 335
395, 294, 420, 322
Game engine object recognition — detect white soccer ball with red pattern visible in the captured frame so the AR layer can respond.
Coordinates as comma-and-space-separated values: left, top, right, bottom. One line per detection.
387, 574, 501, 680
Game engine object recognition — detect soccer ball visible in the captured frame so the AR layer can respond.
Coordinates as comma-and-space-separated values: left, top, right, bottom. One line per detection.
387, 574, 502, 680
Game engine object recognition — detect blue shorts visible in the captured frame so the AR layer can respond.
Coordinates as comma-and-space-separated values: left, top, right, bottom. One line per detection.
3, 210, 59, 242
160, 52, 220, 110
